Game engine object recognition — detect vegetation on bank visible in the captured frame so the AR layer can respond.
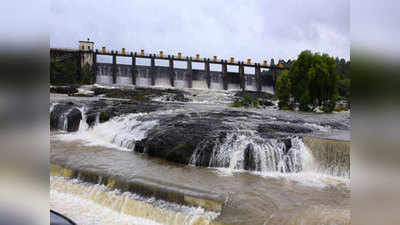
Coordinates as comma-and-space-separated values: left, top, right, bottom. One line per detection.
50, 58, 94, 85
276, 50, 350, 113
231, 92, 275, 108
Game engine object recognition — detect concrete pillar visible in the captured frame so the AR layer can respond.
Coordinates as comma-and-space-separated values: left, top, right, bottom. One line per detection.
131, 53, 136, 85
150, 54, 156, 86
205, 58, 211, 89
92, 51, 97, 84
112, 52, 117, 84
272, 68, 277, 88
222, 60, 228, 90
255, 64, 261, 92
239, 62, 245, 91
187, 57, 193, 88
169, 55, 175, 87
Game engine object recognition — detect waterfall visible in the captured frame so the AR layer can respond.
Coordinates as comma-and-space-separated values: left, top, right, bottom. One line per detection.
77, 107, 88, 131
190, 131, 350, 179
191, 132, 312, 174
58, 108, 73, 131
51, 176, 219, 225
59, 113, 159, 152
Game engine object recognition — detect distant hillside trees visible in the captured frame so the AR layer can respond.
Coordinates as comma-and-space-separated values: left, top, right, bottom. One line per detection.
276, 50, 349, 113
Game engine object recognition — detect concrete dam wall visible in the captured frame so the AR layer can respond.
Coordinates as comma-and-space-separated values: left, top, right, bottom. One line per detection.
96, 63, 275, 93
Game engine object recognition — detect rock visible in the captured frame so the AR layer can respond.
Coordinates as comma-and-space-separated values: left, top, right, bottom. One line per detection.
244, 143, 258, 171
171, 93, 190, 102
258, 123, 313, 135
50, 86, 78, 95
66, 108, 82, 132
259, 100, 274, 107
50, 103, 82, 131
139, 115, 228, 165
281, 138, 292, 154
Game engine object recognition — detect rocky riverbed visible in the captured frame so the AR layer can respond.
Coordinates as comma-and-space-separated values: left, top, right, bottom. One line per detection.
50, 85, 350, 225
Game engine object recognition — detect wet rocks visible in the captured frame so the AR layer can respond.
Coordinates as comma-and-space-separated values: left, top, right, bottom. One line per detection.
139, 115, 229, 165
66, 108, 82, 131
258, 123, 313, 136
50, 86, 79, 95
244, 143, 258, 171
164, 92, 191, 102
50, 103, 82, 131
232, 91, 275, 108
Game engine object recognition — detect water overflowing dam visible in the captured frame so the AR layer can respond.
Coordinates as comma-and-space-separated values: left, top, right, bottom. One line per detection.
95, 63, 274, 93
50, 86, 350, 225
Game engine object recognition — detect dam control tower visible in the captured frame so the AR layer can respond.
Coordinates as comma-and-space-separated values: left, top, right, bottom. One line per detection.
79, 38, 94, 67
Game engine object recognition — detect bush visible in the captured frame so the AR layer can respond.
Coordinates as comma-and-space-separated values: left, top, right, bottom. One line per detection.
99, 112, 110, 123
81, 63, 95, 85
231, 93, 259, 108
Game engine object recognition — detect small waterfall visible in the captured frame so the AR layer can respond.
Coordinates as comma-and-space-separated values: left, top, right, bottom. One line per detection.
77, 107, 88, 131
61, 113, 159, 152
58, 108, 73, 131
51, 176, 219, 225
50, 103, 58, 113
191, 132, 310, 174
302, 136, 350, 178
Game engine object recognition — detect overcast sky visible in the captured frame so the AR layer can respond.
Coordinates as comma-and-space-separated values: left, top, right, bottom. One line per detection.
50, 0, 349, 63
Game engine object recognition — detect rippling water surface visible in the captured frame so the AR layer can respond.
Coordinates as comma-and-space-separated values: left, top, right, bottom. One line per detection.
50, 90, 350, 225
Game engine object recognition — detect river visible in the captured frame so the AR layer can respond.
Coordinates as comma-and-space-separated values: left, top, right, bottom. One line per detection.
50, 86, 350, 225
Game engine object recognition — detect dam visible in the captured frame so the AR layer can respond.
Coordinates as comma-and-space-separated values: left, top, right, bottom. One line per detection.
51, 39, 289, 93
49, 40, 350, 225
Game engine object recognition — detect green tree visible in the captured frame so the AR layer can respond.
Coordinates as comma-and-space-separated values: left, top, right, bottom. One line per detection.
276, 70, 292, 109
81, 63, 94, 84
338, 78, 350, 99
288, 50, 314, 102
50, 58, 78, 85
276, 50, 341, 113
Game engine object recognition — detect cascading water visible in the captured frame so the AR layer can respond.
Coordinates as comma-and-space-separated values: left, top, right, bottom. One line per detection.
59, 108, 73, 131
50, 176, 219, 225
77, 107, 88, 131
59, 113, 159, 152
191, 132, 315, 175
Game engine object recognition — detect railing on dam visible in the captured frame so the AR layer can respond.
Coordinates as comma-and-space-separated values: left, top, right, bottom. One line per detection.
93, 49, 289, 93
51, 47, 289, 92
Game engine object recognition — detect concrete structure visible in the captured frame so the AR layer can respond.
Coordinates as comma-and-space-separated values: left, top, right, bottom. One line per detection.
50, 40, 290, 93
79, 38, 95, 68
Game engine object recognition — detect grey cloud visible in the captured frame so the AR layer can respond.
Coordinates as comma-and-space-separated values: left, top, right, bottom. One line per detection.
50, 0, 349, 61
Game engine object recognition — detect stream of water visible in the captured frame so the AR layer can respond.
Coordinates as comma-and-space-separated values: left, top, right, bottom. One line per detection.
50, 89, 350, 225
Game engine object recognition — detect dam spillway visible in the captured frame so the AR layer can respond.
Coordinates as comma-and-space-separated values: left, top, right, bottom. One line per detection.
95, 63, 273, 93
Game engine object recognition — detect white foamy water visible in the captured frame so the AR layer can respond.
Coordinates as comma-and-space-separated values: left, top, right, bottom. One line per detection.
57, 113, 159, 152
203, 134, 307, 173
50, 176, 220, 225
136, 77, 152, 87
154, 78, 172, 87
51, 190, 164, 225
116, 76, 133, 85
304, 122, 331, 132
191, 132, 350, 186
96, 75, 113, 84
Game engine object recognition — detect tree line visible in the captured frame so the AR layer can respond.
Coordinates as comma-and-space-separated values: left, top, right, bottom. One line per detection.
50, 58, 94, 85
275, 50, 350, 113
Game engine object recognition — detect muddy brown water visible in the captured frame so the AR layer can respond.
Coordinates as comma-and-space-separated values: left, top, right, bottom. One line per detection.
51, 134, 350, 225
